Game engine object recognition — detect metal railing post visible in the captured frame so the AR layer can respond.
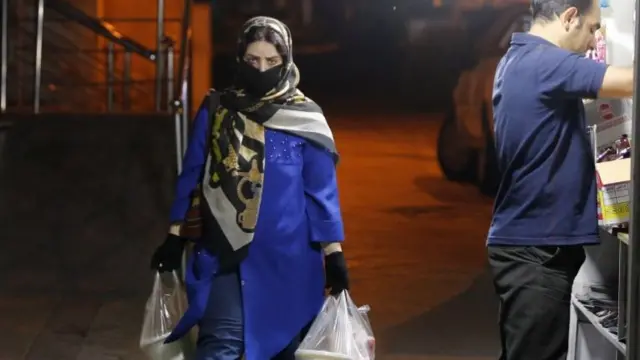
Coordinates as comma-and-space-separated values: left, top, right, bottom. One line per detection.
106, 41, 114, 112
122, 50, 131, 110
1, 0, 8, 113
166, 39, 174, 110
154, 0, 165, 111
181, 102, 189, 156
181, 74, 189, 156
33, 0, 45, 114
173, 100, 183, 174
179, 41, 191, 156
176, 0, 192, 99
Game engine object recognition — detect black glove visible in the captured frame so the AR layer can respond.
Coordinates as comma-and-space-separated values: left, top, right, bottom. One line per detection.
150, 234, 185, 272
325, 251, 350, 295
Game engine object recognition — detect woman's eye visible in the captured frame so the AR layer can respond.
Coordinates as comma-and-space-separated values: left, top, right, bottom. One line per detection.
268, 59, 279, 66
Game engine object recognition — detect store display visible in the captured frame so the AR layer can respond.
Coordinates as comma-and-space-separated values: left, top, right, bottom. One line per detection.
595, 158, 630, 227
569, 0, 636, 358
584, 99, 632, 157
574, 280, 626, 344
585, 98, 632, 231
587, 27, 607, 63
575, 284, 618, 303
577, 288, 619, 336
597, 134, 631, 163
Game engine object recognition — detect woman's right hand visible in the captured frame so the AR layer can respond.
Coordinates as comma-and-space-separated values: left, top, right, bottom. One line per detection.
150, 234, 186, 272
324, 251, 350, 296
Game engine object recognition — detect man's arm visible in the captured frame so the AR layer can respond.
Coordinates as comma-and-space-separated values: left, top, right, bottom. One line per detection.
539, 50, 607, 99
539, 48, 634, 99
599, 66, 634, 98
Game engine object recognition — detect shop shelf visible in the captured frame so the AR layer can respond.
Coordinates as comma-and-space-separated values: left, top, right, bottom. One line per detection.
571, 295, 626, 355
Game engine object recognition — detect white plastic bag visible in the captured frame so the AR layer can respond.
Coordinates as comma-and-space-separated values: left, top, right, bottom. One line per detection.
140, 271, 195, 360
296, 291, 375, 360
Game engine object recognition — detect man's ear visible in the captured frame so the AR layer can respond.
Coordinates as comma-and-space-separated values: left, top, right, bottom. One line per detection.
559, 7, 580, 29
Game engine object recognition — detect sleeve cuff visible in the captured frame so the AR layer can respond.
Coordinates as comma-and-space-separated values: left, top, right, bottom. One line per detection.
309, 219, 345, 243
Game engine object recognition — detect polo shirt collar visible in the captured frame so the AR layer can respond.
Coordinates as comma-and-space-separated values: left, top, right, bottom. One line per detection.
511, 32, 556, 47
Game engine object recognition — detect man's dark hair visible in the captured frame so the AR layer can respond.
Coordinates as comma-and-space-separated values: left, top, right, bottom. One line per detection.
531, 0, 594, 21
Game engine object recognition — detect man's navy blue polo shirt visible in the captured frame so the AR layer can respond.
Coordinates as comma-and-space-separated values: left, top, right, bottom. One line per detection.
488, 33, 608, 246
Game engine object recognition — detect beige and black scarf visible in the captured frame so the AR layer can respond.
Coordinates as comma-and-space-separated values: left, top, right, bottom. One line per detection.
196, 16, 337, 268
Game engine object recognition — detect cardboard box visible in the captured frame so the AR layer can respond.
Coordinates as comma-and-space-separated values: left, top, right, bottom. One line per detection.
596, 158, 631, 226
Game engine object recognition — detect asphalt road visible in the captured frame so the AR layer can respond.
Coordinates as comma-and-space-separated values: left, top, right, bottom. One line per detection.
0, 112, 498, 360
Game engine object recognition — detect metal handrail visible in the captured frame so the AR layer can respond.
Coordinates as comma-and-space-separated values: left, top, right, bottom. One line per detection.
0, 0, 179, 113
172, 0, 192, 174
9, 13, 157, 112
46, 0, 166, 111
44, 0, 156, 61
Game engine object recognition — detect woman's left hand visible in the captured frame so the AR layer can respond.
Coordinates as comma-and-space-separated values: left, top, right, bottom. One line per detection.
324, 251, 350, 295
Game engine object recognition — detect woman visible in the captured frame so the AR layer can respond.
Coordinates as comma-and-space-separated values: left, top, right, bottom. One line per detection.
150, 16, 350, 360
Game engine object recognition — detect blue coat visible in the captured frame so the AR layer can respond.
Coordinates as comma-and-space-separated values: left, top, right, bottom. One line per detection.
165, 103, 345, 359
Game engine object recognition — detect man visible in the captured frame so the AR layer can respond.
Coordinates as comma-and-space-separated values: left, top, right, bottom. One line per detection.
488, 0, 634, 358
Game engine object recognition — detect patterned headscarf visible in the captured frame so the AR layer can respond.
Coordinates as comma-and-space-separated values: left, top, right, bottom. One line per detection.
224, 16, 300, 110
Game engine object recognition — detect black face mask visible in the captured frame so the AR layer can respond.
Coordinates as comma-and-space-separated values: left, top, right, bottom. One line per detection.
237, 62, 284, 97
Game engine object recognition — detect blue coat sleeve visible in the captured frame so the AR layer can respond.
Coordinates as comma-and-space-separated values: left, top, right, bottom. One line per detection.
302, 142, 345, 242
168, 104, 210, 222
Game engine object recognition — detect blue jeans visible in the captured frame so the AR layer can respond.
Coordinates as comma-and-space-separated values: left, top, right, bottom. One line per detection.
195, 270, 304, 360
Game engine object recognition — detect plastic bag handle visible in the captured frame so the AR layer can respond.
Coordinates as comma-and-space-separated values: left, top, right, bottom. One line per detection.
152, 270, 182, 291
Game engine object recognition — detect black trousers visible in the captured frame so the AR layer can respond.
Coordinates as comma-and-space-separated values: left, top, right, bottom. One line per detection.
488, 245, 586, 360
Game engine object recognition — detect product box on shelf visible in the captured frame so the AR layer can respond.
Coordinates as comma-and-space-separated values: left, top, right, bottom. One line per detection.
584, 98, 632, 153
595, 158, 630, 226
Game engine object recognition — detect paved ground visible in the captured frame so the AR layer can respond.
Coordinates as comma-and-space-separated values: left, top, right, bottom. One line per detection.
0, 112, 498, 360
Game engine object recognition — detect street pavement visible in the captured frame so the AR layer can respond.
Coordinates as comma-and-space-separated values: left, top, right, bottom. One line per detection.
0, 112, 498, 360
